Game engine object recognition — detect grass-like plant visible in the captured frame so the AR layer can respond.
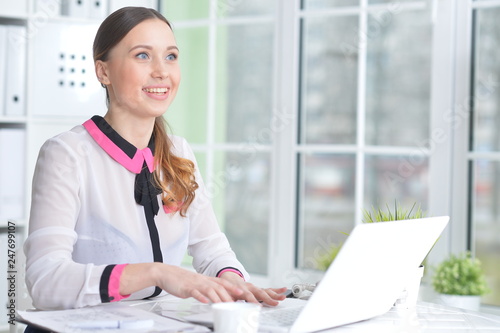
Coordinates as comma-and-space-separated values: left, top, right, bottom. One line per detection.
316, 202, 424, 271
432, 252, 489, 296
362, 202, 424, 223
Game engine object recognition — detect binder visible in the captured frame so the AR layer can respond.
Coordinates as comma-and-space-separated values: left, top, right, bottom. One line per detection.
32, 22, 104, 117
0, 128, 25, 221
89, 0, 108, 20
36, 0, 62, 17
108, 0, 157, 13
62, 0, 89, 18
0, 233, 6, 326
0, 26, 7, 116
1, 0, 28, 17
4, 25, 27, 116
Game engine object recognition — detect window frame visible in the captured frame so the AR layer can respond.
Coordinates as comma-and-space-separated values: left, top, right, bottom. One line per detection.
160, 1, 500, 309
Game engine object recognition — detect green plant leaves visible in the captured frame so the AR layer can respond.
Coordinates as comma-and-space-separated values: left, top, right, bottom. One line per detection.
362, 202, 424, 223
432, 252, 490, 296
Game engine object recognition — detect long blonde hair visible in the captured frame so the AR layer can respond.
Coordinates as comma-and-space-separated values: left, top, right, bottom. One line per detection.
93, 7, 198, 216
152, 117, 198, 216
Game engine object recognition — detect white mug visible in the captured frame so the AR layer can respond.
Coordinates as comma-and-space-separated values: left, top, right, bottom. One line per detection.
212, 302, 261, 333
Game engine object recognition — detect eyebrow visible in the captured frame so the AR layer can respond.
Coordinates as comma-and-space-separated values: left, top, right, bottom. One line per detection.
129, 45, 179, 53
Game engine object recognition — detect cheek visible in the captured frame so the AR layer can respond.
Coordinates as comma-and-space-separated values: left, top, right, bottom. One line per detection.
171, 66, 181, 86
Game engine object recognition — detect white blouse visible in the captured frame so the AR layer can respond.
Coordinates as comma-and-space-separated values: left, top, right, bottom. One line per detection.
24, 117, 248, 310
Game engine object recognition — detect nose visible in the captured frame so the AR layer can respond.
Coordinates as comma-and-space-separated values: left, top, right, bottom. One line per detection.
151, 58, 168, 80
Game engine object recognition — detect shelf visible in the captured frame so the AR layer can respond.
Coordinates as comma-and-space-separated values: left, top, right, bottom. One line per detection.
35, 14, 103, 25
0, 15, 28, 22
0, 117, 27, 125
0, 219, 25, 229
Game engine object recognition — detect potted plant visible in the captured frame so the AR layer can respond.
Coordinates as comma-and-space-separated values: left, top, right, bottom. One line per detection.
432, 251, 489, 311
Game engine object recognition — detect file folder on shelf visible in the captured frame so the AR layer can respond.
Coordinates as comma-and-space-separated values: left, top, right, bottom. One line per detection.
89, 0, 108, 20
35, 0, 62, 17
61, 0, 90, 18
0, 26, 6, 116
4, 25, 27, 116
0, 128, 25, 221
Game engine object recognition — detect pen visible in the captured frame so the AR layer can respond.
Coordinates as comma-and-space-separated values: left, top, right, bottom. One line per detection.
68, 319, 155, 330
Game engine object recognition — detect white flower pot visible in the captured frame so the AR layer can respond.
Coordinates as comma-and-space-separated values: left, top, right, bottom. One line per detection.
438, 294, 481, 311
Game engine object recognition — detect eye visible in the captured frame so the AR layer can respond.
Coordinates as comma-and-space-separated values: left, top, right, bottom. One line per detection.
136, 52, 149, 60
166, 53, 177, 61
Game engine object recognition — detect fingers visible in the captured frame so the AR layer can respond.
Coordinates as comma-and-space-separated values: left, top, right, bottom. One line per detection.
190, 289, 210, 304
156, 265, 286, 306
261, 287, 287, 306
231, 284, 288, 306
192, 278, 240, 304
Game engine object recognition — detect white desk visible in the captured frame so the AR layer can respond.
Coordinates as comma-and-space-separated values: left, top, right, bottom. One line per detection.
16, 297, 500, 332
324, 302, 500, 332
131, 296, 500, 332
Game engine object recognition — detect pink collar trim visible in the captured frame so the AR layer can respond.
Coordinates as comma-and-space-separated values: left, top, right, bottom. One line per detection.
83, 119, 155, 174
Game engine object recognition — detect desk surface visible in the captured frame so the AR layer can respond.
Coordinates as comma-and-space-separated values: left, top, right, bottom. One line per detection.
326, 302, 500, 332
131, 296, 500, 332
17, 298, 500, 332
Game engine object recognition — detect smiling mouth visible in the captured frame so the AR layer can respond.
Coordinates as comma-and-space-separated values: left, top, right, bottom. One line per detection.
143, 87, 168, 95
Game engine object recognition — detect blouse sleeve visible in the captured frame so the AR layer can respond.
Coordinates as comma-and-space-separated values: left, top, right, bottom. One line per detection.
24, 136, 110, 310
175, 137, 250, 281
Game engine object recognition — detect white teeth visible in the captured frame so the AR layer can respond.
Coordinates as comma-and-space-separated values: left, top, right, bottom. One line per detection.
143, 88, 168, 93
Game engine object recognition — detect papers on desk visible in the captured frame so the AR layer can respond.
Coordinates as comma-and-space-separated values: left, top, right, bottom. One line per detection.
17, 302, 210, 333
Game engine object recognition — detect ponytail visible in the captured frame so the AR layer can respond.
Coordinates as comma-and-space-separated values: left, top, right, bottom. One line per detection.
152, 117, 198, 217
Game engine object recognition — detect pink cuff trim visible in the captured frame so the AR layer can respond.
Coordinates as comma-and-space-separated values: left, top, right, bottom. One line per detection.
109, 264, 131, 302
217, 268, 245, 281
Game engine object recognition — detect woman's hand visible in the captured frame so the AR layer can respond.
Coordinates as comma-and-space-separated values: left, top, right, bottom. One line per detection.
121, 263, 244, 304
120, 263, 286, 306
219, 271, 287, 306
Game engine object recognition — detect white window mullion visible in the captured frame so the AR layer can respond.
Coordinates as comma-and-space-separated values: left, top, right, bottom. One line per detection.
205, 0, 218, 184
427, 0, 469, 266
269, 0, 304, 287
354, 0, 368, 226
451, 0, 474, 255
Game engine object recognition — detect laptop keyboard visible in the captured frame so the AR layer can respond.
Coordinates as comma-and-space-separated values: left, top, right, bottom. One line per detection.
260, 305, 304, 327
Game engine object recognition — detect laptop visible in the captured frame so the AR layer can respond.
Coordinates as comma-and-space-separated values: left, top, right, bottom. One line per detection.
183, 216, 449, 333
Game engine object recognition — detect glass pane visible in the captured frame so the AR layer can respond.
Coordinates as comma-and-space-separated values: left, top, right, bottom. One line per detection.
365, 9, 432, 146
472, 8, 500, 152
215, 23, 274, 143
166, 27, 208, 143
298, 154, 356, 270
301, 16, 358, 144
473, 160, 500, 306
160, 0, 209, 21
364, 155, 429, 212
212, 151, 270, 275
303, 0, 359, 9
216, 0, 275, 17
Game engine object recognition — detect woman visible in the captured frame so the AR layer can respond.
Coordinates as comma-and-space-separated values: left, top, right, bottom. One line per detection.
24, 6, 286, 314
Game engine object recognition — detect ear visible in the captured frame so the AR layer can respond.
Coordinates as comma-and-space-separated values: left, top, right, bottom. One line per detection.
95, 60, 111, 86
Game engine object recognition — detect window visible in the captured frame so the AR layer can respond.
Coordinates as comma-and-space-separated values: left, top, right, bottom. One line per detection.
162, 0, 500, 309
160, 0, 276, 275
470, 1, 500, 306
296, 1, 432, 270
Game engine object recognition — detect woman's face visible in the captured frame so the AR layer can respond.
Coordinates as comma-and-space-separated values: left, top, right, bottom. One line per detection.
97, 18, 180, 119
